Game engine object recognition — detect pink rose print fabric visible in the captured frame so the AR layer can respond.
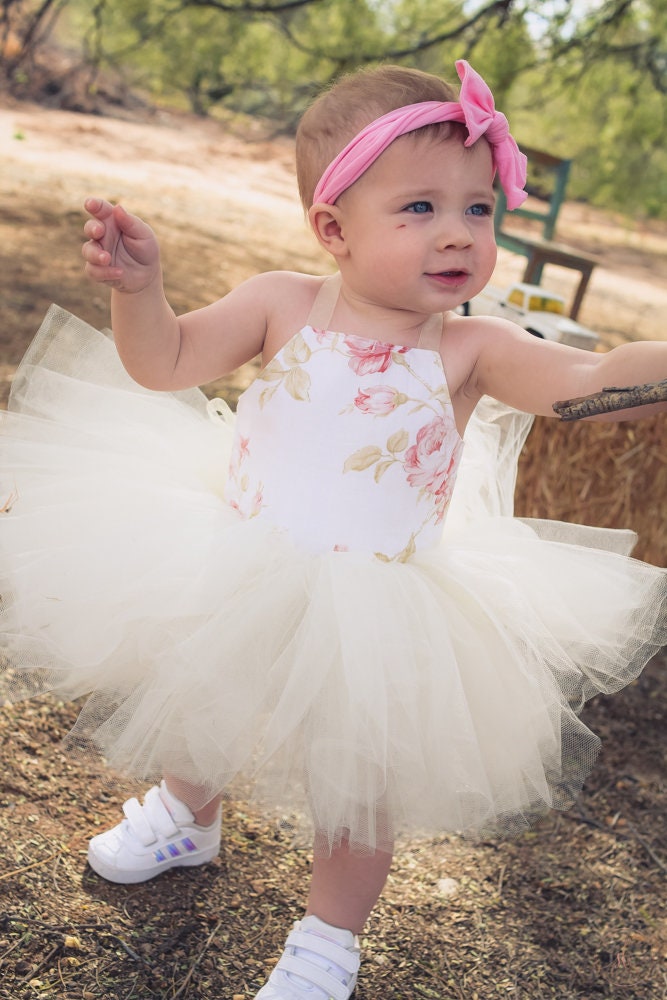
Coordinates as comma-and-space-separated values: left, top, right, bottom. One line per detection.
404, 416, 461, 520
225, 326, 463, 561
353, 386, 407, 415
344, 337, 409, 376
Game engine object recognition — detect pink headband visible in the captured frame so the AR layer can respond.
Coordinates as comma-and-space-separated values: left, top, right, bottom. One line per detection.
312, 60, 527, 210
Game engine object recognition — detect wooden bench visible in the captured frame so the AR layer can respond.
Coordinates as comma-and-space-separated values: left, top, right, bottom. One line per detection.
495, 146, 598, 320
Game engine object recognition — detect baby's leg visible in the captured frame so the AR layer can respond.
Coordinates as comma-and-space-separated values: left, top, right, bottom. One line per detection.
164, 775, 222, 826
255, 836, 393, 998
307, 835, 393, 934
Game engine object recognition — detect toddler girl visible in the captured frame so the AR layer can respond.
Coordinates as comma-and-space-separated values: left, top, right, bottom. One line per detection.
1, 61, 665, 1000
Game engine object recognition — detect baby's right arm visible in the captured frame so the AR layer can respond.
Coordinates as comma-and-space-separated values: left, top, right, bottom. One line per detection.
83, 197, 199, 390
82, 198, 274, 391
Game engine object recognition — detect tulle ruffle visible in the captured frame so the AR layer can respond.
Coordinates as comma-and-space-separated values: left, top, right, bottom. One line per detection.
1, 307, 665, 854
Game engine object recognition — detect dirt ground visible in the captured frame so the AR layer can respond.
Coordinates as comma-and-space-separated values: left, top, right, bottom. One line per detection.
0, 99, 666, 1000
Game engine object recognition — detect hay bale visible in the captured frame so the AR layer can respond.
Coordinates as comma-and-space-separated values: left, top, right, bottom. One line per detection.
515, 414, 666, 567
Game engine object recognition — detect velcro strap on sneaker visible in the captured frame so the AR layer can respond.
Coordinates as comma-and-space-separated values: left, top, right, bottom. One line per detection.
285, 929, 360, 976
275, 954, 352, 1000
143, 785, 181, 838
122, 797, 159, 846
122, 787, 179, 846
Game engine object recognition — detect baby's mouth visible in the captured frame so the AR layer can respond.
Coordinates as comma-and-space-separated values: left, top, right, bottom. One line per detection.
427, 270, 469, 285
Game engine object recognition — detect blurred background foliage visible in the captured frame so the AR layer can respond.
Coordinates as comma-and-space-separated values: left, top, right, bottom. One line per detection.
1, 0, 666, 218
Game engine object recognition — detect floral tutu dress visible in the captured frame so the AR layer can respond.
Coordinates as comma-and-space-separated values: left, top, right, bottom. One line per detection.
1, 276, 665, 854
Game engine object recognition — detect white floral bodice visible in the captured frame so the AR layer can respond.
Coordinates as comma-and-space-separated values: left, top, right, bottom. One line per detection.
224, 312, 464, 562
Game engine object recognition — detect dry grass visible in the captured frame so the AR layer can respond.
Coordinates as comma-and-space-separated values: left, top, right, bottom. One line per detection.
516, 415, 666, 566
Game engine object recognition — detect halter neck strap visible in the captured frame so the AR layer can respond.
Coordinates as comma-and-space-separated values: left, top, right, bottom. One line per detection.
306, 273, 444, 354
417, 313, 444, 352
306, 273, 342, 330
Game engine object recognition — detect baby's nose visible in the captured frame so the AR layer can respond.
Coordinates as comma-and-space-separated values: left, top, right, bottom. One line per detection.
435, 215, 473, 250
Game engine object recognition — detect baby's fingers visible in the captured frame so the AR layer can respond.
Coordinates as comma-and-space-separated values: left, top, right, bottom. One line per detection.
81, 236, 119, 271
110, 204, 157, 250
82, 216, 110, 248
82, 241, 124, 286
82, 198, 121, 261
83, 199, 152, 244
84, 196, 116, 224
81, 197, 159, 288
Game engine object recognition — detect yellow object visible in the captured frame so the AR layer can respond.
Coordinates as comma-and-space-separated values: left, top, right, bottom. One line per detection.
507, 283, 565, 314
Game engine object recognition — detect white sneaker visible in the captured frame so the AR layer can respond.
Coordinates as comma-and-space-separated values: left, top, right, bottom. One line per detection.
87, 780, 221, 884
256, 915, 360, 1000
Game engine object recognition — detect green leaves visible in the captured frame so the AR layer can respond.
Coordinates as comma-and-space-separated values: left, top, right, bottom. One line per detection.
15, 0, 666, 216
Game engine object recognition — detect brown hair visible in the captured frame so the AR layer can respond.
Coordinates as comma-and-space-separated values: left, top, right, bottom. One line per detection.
296, 64, 461, 209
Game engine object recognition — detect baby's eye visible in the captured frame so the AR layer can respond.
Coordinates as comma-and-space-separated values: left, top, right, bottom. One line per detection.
405, 201, 433, 214
466, 202, 493, 217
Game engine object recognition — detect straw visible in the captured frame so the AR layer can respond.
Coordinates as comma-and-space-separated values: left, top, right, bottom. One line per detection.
515, 415, 666, 566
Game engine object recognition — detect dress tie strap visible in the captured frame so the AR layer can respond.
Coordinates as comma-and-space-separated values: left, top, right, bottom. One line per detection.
306, 273, 342, 330
417, 313, 444, 352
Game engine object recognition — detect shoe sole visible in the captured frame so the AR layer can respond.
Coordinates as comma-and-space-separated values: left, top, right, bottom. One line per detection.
86, 844, 220, 884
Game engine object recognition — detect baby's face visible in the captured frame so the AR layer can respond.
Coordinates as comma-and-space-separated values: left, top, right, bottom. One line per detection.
334, 132, 497, 316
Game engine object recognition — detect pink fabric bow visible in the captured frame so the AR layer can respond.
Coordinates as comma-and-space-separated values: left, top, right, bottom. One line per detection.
312, 60, 527, 210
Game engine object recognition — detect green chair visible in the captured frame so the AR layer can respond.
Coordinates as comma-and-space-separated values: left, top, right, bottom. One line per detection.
494, 146, 597, 320
495, 146, 571, 251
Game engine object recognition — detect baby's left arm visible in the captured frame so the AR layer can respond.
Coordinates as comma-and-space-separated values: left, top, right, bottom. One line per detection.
471, 317, 667, 421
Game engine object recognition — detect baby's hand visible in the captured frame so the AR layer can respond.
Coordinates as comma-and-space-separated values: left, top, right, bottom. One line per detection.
82, 198, 161, 293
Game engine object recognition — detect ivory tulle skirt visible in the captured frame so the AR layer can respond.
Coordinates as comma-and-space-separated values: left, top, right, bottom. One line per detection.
1, 307, 665, 853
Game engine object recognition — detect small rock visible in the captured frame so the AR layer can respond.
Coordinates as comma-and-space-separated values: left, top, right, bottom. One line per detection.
437, 877, 459, 898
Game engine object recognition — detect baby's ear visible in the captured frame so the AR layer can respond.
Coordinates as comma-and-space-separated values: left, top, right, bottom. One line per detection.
308, 204, 349, 258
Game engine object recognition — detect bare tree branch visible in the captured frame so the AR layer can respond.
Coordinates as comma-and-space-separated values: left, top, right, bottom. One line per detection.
362, 1, 513, 63
187, 0, 322, 12
553, 380, 667, 421
545, 0, 664, 89
272, 0, 514, 68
